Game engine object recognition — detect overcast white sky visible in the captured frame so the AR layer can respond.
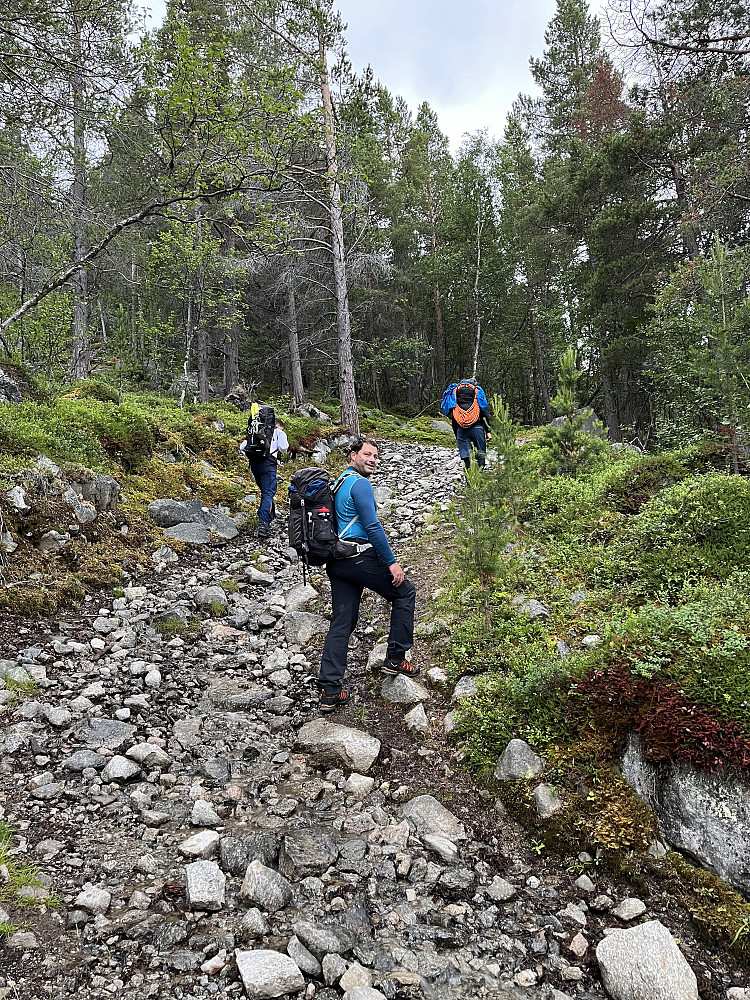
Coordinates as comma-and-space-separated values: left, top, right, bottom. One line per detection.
141, 1, 608, 151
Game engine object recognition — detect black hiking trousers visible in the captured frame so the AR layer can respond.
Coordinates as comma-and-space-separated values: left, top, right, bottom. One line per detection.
317, 549, 416, 695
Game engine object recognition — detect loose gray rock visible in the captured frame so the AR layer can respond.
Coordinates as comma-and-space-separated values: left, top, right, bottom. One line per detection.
278, 829, 339, 880
366, 642, 388, 670
164, 522, 211, 544
239, 908, 270, 942
101, 755, 141, 783
381, 674, 430, 705
343, 989, 386, 1000
399, 794, 466, 842
179, 830, 221, 859
191, 799, 223, 827
613, 897, 647, 922
596, 920, 698, 1000
534, 783, 562, 818
74, 886, 111, 915
240, 860, 294, 913
404, 703, 429, 734
37, 530, 70, 554
185, 860, 226, 911
62, 750, 106, 772
494, 739, 544, 781
486, 877, 517, 902
195, 585, 228, 609
73, 717, 135, 750
284, 611, 328, 645
283, 583, 318, 613
291, 919, 356, 959
296, 720, 380, 772
235, 949, 305, 999
287, 935, 322, 976
148, 498, 204, 527
451, 675, 478, 701
511, 597, 549, 620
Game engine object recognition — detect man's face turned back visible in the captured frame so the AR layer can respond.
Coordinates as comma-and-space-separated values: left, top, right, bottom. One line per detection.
350, 443, 379, 478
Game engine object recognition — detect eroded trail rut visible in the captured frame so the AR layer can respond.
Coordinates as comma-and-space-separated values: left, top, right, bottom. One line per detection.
0, 443, 738, 1000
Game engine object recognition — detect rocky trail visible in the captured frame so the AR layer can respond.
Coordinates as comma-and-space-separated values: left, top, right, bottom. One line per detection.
0, 443, 744, 1000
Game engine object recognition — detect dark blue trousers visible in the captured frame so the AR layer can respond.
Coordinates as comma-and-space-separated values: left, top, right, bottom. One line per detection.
248, 457, 277, 526
318, 550, 416, 694
456, 424, 486, 467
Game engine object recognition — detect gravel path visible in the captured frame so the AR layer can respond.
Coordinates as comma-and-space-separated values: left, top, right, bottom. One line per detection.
0, 443, 743, 1000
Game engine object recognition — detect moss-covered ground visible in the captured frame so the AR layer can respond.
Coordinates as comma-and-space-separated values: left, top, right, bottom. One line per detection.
0, 379, 453, 615
429, 426, 750, 955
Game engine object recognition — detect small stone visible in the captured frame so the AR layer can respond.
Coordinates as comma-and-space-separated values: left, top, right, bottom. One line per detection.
74, 886, 111, 915
486, 877, 517, 902
534, 782, 562, 818
185, 860, 225, 912
343, 773, 374, 800
515, 970, 538, 987
322, 953, 347, 985
569, 931, 589, 957
494, 739, 544, 781
235, 949, 305, 999
574, 873, 596, 893
612, 897, 647, 922
101, 755, 141, 783
179, 830, 221, 859
404, 702, 429, 734
191, 799, 222, 828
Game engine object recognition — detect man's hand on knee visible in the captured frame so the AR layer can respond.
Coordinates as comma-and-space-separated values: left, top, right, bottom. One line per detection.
389, 562, 405, 587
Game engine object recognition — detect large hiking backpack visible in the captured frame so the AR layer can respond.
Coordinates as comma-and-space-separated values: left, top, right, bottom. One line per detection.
245, 404, 276, 461
453, 382, 481, 428
288, 468, 359, 575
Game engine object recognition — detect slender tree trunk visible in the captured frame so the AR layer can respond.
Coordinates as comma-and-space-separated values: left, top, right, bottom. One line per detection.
286, 268, 304, 405
223, 234, 240, 396
531, 323, 552, 421
318, 26, 359, 433
601, 362, 622, 441
426, 179, 445, 386
472, 213, 483, 378
130, 255, 138, 354
194, 211, 210, 403
71, 28, 90, 380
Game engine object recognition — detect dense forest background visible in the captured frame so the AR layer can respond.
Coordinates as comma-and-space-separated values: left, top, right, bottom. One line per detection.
1, 0, 749, 442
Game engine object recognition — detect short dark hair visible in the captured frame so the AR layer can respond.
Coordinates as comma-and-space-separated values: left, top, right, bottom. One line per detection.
350, 437, 378, 454
276, 419, 285, 428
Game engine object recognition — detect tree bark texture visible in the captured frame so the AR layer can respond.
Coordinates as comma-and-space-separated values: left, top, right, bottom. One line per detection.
318, 28, 359, 434
286, 268, 305, 405
71, 28, 90, 380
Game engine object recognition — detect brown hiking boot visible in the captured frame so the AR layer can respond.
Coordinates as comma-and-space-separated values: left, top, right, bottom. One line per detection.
319, 688, 351, 713
381, 658, 420, 678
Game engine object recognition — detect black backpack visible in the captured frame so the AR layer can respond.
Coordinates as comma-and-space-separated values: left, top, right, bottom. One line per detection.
245, 405, 276, 461
288, 468, 359, 578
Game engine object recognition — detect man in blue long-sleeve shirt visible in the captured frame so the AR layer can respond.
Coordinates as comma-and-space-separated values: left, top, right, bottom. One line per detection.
317, 439, 418, 713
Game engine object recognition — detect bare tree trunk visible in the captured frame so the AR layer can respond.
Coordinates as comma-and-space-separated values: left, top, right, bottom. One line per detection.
130, 255, 138, 354
426, 179, 445, 387
601, 363, 622, 442
286, 268, 304, 405
223, 233, 240, 396
194, 210, 210, 403
71, 28, 90, 380
318, 27, 359, 434
471, 212, 483, 378
531, 323, 552, 421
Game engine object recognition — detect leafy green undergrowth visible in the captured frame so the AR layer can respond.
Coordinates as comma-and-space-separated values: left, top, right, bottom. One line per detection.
432, 431, 750, 857
359, 407, 454, 445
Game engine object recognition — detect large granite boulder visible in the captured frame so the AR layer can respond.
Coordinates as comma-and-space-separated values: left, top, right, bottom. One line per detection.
596, 920, 698, 1000
623, 732, 750, 894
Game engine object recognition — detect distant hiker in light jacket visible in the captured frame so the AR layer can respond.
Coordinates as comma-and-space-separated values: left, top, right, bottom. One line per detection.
316, 438, 418, 714
441, 377, 491, 468
240, 406, 288, 538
